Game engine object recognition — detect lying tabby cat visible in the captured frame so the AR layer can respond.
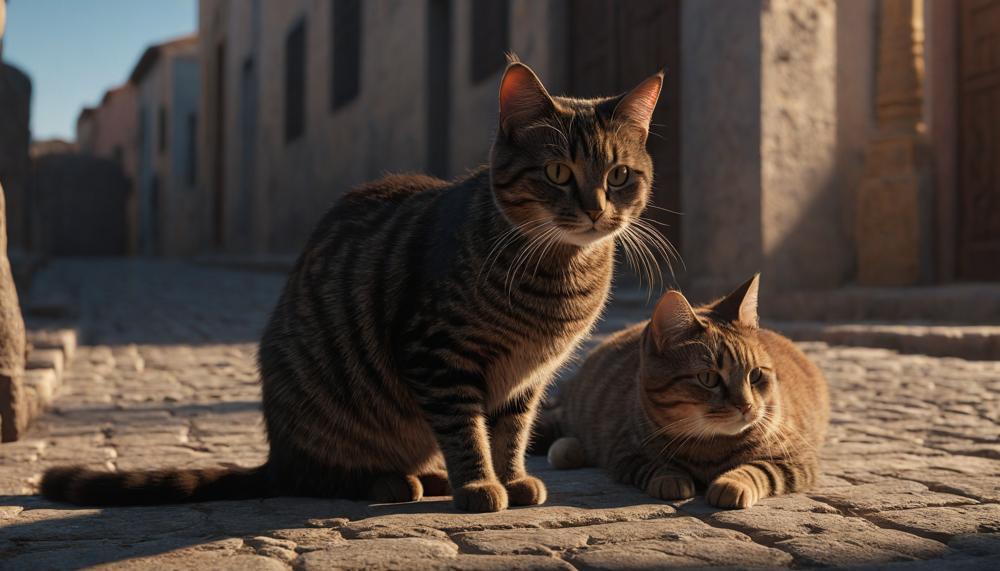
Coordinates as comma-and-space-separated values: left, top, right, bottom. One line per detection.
41, 61, 665, 512
541, 275, 829, 508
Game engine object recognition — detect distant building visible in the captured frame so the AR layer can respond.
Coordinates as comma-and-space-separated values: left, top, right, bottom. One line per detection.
130, 35, 202, 257
0, 0, 31, 254
76, 85, 140, 253
197, 0, 998, 290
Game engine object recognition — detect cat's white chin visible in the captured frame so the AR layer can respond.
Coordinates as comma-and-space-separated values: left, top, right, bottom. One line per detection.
559, 228, 616, 247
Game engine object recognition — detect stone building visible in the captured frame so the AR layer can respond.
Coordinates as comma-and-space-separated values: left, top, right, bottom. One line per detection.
130, 35, 203, 257
76, 84, 140, 253
197, 0, 999, 293
0, 0, 31, 255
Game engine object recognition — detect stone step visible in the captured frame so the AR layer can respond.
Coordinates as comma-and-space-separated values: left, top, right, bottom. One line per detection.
612, 284, 1000, 325
769, 321, 1000, 361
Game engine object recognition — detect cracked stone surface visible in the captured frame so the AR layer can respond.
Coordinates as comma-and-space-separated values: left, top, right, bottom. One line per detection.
1, 259, 999, 570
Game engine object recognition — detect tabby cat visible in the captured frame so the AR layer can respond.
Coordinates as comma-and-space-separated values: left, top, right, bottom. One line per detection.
541, 275, 829, 508
41, 61, 665, 512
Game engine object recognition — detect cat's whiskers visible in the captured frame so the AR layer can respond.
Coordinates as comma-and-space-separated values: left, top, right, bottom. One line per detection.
504, 223, 558, 301
510, 225, 560, 291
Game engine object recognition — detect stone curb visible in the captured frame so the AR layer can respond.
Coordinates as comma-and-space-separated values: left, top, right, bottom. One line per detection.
769, 321, 1000, 361
21, 323, 79, 431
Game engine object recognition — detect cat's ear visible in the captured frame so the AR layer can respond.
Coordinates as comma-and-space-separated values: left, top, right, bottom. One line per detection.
498, 62, 555, 137
713, 274, 761, 328
613, 71, 664, 137
650, 290, 703, 350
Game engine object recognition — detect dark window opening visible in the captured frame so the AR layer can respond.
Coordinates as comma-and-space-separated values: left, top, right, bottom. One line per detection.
158, 106, 168, 154
187, 112, 198, 186
331, 0, 361, 110
285, 19, 307, 142
470, 0, 509, 83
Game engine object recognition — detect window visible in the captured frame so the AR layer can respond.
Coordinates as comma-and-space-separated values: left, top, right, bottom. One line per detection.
187, 113, 197, 186
158, 106, 168, 154
285, 19, 307, 142
331, 0, 361, 110
470, 0, 509, 83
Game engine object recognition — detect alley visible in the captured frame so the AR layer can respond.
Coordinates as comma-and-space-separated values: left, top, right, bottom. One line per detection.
0, 260, 997, 569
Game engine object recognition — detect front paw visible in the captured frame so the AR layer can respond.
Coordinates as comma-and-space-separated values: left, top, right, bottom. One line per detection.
505, 475, 547, 506
453, 480, 508, 512
646, 473, 696, 501
707, 477, 759, 509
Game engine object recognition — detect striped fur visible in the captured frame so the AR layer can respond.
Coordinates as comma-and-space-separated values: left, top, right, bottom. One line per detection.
543, 275, 830, 509
41, 62, 665, 511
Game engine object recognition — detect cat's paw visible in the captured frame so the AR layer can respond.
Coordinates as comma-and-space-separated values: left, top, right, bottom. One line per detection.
547, 437, 585, 470
646, 473, 696, 500
707, 477, 759, 509
418, 470, 451, 496
369, 474, 423, 503
505, 475, 548, 506
453, 480, 508, 512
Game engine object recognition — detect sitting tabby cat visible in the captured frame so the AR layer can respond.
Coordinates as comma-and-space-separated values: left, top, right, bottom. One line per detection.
41, 61, 665, 512
540, 275, 829, 508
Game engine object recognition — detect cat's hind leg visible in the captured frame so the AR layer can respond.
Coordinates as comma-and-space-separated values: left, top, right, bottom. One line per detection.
369, 473, 424, 503
418, 470, 451, 496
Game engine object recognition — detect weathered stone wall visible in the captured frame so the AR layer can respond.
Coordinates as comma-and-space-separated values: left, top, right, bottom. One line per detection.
201, 0, 564, 256
0, 63, 31, 253
682, 0, 869, 296
29, 154, 129, 256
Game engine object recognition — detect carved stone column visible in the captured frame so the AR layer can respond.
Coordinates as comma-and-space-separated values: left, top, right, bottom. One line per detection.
856, 0, 931, 285
0, 0, 28, 442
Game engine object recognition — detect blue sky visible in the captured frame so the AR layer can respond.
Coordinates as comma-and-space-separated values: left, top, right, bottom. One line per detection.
3, 0, 196, 141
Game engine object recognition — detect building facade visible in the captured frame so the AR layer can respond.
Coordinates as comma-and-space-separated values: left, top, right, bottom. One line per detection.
197, 0, 999, 292
76, 84, 140, 253
131, 36, 203, 257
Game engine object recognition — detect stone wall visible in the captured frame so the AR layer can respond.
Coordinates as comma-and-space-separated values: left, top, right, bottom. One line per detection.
28, 154, 129, 256
681, 0, 870, 296
0, 62, 31, 253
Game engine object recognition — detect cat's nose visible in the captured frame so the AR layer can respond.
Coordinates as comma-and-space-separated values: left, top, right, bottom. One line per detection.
736, 403, 753, 415
585, 209, 605, 222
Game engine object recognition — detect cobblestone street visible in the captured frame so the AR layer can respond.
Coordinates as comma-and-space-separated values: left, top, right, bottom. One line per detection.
1, 260, 998, 569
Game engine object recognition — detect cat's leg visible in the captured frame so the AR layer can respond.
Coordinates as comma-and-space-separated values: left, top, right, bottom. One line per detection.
490, 386, 547, 506
369, 474, 424, 503
410, 367, 508, 512
613, 450, 696, 501
707, 457, 818, 509
418, 470, 451, 496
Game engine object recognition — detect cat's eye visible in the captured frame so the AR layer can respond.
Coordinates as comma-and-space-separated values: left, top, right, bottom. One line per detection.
545, 162, 572, 185
607, 165, 630, 187
696, 371, 720, 388
749, 368, 764, 384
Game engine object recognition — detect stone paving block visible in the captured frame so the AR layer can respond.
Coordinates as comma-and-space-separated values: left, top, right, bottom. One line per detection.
773, 529, 949, 567
561, 536, 794, 569
25, 348, 65, 379
866, 504, 1000, 542
809, 479, 980, 514
296, 537, 459, 570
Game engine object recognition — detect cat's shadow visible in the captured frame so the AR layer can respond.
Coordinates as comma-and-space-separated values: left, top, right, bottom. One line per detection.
0, 462, 706, 568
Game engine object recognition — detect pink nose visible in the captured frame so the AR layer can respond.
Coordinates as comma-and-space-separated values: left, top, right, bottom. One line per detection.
736, 403, 752, 415
585, 209, 605, 222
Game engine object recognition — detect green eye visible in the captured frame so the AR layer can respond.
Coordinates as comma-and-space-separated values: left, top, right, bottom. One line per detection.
696, 371, 719, 388
545, 162, 572, 185
607, 165, 630, 187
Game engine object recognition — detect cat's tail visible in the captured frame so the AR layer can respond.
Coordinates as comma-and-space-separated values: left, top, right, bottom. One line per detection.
40, 464, 271, 506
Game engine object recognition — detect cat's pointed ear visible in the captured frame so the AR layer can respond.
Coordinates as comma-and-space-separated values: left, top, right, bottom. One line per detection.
498, 62, 555, 137
613, 71, 664, 137
713, 274, 761, 328
650, 290, 703, 350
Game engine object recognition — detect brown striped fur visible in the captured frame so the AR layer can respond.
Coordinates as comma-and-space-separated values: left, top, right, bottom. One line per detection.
543, 275, 830, 509
41, 61, 666, 512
